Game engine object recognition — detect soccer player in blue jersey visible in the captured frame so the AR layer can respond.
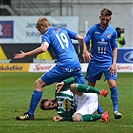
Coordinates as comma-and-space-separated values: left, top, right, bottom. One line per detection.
83, 8, 122, 119
14, 17, 85, 120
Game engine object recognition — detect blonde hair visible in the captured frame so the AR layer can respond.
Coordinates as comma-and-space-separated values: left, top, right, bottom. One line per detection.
36, 17, 50, 29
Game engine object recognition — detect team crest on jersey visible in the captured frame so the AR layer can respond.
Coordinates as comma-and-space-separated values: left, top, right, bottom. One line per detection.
107, 34, 111, 39
62, 99, 71, 111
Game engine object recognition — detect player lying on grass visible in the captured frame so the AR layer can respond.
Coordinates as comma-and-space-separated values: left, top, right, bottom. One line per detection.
40, 77, 109, 122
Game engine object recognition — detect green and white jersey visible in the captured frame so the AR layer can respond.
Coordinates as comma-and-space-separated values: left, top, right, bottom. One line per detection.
55, 77, 77, 121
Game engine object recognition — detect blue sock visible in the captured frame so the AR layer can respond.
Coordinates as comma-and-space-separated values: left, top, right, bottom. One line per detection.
110, 87, 118, 112
28, 90, 42, 115
97, 104, 103, 114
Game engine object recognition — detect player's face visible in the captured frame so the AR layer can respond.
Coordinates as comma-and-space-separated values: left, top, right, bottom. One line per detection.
99, 15, 111, 29
43, 99, 58, 110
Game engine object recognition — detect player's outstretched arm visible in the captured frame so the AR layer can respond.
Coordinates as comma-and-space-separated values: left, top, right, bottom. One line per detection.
14, 43, 48, 59
14, 50, 27, 59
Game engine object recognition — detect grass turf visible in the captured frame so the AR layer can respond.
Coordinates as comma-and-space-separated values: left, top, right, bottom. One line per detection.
0, 72, 133, 133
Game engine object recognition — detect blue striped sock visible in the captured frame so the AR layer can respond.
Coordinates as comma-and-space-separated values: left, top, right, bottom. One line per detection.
28, 90, 42, 115
110, 87, 118, 112
97, 104, 103, 114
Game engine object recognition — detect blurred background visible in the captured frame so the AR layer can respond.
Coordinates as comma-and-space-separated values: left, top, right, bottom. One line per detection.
0, 0, 133, 72
0, 0, 132, 45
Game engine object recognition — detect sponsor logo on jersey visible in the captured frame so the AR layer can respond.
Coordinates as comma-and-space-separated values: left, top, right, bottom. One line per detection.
97, 38, 108, 45
63, 99, 71, 111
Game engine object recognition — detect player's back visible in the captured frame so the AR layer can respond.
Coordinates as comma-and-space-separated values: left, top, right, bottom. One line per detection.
42, 27, 80, 68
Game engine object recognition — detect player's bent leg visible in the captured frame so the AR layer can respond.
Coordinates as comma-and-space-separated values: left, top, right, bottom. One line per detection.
28, 79, 46, 116
70, 84, 82, 96
15, 87, 43, 120
15, 78, 47, 120
34, 78, 47, 91
70, 84, 108, 97
76, 112, 109, 122
72, 113, 82, 122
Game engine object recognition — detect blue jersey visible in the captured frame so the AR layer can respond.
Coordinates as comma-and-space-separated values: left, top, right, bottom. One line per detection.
84, 23, 118, 67
41, 27, 80, 69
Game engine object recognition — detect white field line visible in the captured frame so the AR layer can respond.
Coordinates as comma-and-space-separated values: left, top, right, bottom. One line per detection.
2, 124, 133, 128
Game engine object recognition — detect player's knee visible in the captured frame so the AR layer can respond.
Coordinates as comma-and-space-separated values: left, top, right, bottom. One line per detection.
108, 81, 116, 88
34, 78, 45, 91
110, 83, 116, 88
34, 80, 39, 89
72, 113, 81, 122
70, 84, 82, 96
70, 84, 75, 93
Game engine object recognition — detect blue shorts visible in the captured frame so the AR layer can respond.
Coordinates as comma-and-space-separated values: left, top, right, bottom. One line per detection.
85, 64, 117, 82
41, 65, 85, 85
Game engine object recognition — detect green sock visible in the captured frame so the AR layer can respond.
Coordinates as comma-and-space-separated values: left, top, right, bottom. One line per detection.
75, 84, 100, 94
80, 114, 102, 122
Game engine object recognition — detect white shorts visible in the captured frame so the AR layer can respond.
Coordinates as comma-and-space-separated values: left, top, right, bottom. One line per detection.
74, 93, 98, 115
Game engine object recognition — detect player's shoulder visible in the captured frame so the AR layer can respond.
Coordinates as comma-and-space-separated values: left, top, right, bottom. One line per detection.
107, 25, 117, 35
107, 25, 116, 31
88, 23, 98, 32
90, 23, 97, 29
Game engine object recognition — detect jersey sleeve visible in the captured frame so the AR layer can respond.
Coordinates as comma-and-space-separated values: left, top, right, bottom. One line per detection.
60, 77, 75, 91
63, 77, 75, 86
66, 29, 77, 39
62, 116, 72, 121
84, 27, 93, 45
41, 41, 49, 48
41, 34, 51, 44
111, 30, 118, 48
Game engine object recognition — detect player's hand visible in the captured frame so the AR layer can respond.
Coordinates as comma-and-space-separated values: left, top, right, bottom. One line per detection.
53, 116, 63, 121
83, 51, 93, 62
108, 64, 116, 75
56, 82, 65, 92
14, 51, 27, 59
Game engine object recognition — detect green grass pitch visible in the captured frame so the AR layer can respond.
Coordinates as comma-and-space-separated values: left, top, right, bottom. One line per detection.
0, 72, 133, 133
